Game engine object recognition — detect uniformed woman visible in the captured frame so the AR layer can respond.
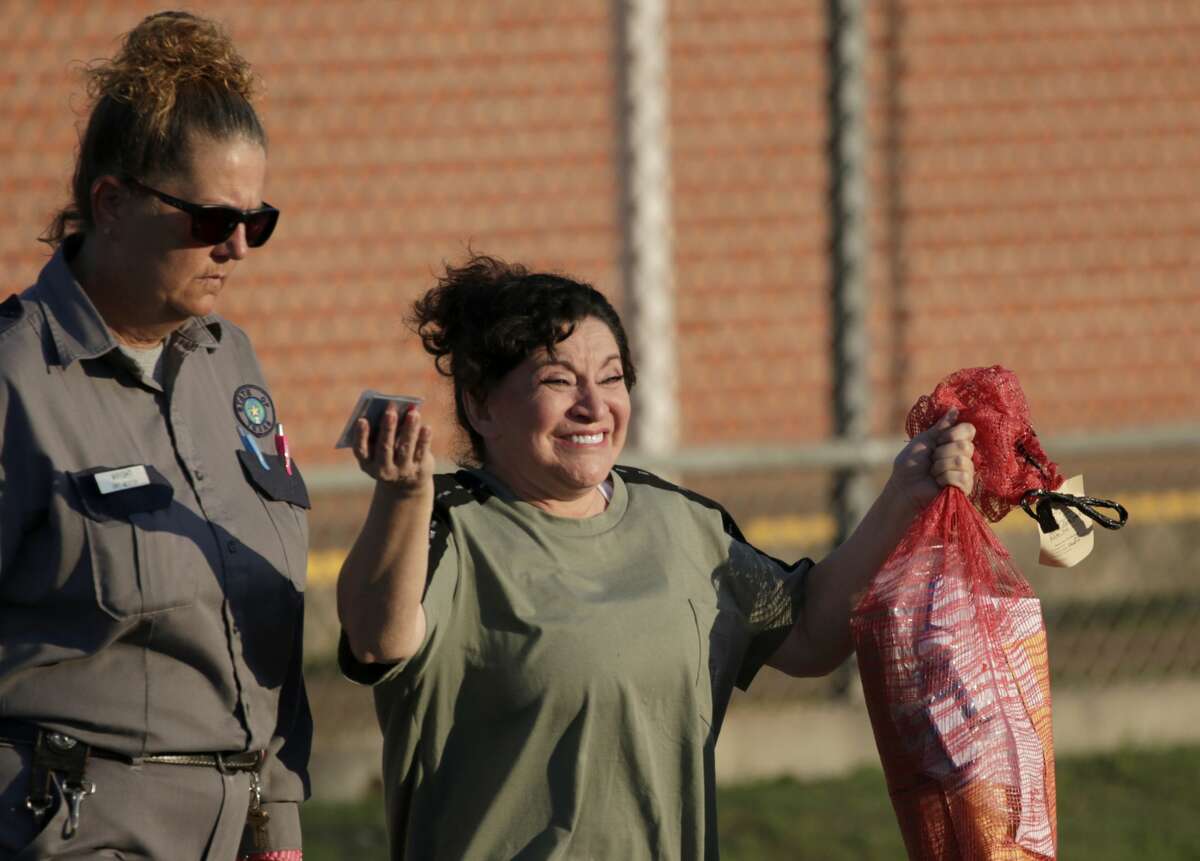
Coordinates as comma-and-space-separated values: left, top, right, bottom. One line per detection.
0, 12, 310, 860
336, 254, 976, 859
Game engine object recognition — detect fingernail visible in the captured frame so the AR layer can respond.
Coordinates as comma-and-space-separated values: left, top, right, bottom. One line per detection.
947, 408, 959, 422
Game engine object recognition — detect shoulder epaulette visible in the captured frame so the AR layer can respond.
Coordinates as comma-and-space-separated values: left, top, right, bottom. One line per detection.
433, 470, 495, 513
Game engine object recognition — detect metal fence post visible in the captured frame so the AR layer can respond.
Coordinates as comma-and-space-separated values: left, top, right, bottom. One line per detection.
613, 0, 679, 460
828, 0, 872, 696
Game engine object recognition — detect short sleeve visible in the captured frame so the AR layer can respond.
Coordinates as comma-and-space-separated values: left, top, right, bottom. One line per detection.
724, 541, 813, 690
339, 510, 460, 687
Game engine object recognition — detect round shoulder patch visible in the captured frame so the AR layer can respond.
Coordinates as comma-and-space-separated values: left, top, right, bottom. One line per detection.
233, 384, 276, 437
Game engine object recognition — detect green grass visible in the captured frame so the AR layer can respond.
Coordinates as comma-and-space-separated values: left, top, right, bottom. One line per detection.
300, 745, 1200, 859
299, 788, 391, 858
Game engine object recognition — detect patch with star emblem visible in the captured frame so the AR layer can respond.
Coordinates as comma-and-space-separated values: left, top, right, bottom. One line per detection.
233, 384, 276, 437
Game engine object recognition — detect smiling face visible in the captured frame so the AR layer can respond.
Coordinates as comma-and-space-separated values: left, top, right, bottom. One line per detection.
98, 132, 267, 338
469, 316, 632, 515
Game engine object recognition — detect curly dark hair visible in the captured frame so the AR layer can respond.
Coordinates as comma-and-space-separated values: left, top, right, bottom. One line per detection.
42, 10, 266, 245
410, 254, 637, 466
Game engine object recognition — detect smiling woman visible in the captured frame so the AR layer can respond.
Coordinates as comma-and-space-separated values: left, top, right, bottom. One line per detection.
462, 316, 631, 517
334, 253, 977, 860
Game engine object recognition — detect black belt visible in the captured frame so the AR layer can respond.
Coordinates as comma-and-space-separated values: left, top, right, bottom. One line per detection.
0, 719, 263, 773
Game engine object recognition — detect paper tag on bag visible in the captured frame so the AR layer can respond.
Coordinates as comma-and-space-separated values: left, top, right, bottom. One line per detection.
1036, 474, 1094, 567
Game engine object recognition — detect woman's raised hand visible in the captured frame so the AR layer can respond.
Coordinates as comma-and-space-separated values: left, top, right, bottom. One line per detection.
887, 409, 977, 516
341, 403, 436, 664
353, 403, 435, 496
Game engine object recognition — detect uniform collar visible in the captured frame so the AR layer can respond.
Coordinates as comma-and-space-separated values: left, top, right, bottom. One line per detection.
29, 233, 224, 367
174, 314, 224, 352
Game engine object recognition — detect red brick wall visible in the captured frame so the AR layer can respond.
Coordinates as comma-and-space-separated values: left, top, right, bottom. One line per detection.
670, 2, 831, 445
865, 1, 1200, 434
3, 1, 1197, 468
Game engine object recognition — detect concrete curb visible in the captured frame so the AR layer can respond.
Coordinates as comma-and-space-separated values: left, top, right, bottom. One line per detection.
715, 677, 1200, 785
306, 677, 1200, 801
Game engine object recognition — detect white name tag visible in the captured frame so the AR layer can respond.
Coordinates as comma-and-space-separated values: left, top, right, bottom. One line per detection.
95, 465, 151, 495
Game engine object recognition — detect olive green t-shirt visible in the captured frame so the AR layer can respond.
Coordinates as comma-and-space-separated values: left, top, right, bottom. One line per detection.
340, 466, 811, 860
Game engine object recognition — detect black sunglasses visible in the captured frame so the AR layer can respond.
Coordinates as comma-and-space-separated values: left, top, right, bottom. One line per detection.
127, 178, 279, 248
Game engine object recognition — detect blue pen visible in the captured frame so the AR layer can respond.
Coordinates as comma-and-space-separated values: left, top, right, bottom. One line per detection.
239, 426, 271, 471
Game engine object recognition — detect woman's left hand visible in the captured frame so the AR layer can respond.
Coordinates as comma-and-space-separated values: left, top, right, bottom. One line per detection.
886, 409, 976, 516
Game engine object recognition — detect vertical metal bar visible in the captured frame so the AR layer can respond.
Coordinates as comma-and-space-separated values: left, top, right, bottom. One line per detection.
828, 0, 873, 543
613, 0, 679, 459
883, 0, 910, 431
828, 0, 872, 697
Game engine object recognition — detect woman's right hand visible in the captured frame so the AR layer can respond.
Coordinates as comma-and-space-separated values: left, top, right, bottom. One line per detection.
340, 402, 436, 664
352, 403, 434, 495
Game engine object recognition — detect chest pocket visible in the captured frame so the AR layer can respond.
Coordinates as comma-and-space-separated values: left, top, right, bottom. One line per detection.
68, 465, 195, 620
236, 450, 311, 590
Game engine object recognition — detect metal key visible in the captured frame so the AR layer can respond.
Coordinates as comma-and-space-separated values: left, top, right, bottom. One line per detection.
55, 774, 95, 840
247, 771, 270, 850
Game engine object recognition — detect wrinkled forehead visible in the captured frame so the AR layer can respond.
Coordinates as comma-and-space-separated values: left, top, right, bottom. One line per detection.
153, 131, 267, 202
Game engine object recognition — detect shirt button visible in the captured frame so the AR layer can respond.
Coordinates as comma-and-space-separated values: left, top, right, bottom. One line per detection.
194, 469, 206, 482
227, 540, 238, 554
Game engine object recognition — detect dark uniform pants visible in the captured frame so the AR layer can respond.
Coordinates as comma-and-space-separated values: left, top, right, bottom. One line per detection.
0, 741, 252, 860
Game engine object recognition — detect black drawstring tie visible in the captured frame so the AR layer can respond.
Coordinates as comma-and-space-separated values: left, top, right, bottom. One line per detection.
1020, 488, 1129, 534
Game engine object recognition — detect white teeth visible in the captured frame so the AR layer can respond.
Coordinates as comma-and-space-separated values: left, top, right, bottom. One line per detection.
568, 433, 604, 445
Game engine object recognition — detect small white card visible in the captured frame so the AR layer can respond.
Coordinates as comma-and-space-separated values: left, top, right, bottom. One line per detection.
95, 465, 151, 495
1037, 474, 1095, 568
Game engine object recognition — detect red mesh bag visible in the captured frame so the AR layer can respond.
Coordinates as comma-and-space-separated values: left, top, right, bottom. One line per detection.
851, 366, 1063, 860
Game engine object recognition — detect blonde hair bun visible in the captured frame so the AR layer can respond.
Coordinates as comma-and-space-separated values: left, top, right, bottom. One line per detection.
86, 11, 258, 142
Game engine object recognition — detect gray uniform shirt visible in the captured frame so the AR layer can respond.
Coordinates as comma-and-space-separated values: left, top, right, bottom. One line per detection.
0, 238, 311, 829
